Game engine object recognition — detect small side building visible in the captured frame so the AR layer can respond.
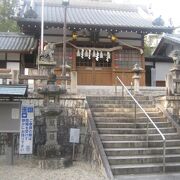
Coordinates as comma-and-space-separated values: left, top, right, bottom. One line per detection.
144, 34, 180, 86
0, 32, 37, 84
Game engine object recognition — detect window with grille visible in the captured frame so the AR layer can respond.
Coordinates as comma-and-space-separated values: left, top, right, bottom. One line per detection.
76, 57, 92, 67
114, 50, 142, 69
95, 56, 111, 67
76, 54, 112, 67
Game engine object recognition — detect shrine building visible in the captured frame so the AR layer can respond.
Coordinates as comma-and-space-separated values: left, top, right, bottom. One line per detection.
13, 0, 173, 86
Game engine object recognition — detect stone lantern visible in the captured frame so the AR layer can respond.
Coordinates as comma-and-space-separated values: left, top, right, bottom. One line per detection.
37, 73, 67, 169
132, 63, 143, 94
165, 50, 180, 123
169, 50, 180, 95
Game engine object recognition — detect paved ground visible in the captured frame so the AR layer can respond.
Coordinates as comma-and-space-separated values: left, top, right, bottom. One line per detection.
115, 173, 180, 180
0, 156, 106, 180
1, 155, 180, 180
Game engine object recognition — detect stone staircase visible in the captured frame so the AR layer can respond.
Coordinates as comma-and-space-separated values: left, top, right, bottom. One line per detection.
87, 96, 180, 176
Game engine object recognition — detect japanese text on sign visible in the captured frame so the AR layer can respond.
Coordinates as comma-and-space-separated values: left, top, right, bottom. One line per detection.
19, 105, 34, 154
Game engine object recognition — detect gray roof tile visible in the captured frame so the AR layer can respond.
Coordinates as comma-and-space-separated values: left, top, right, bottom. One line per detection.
0, 85, 28, 96
0, 32, 37, 52
18, 3, 173, 31
163, 34, 180, 44
153, 34, 180, 55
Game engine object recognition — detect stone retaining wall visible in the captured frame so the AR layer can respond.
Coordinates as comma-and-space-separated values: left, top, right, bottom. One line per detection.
155, 96, 180, 124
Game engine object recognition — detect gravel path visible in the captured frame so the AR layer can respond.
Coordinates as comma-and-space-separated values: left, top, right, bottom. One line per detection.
0, 156, 107, 180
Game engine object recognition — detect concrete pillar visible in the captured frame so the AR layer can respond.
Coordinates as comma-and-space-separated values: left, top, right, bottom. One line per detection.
133, 75, 141, 93
12, 70, 19, 84
34, 79, 41, 91
5, 133, 14, 165
70, 71, 77, 94
173, 101, 180, 121
132, 64, 143, 94
151, 68, 156, 87
166, 73, 173, 95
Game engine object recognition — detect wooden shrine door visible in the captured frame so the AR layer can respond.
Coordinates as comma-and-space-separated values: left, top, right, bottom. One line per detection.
76, 56, 112, 85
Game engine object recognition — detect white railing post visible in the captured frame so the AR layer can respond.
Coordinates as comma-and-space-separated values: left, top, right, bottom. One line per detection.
115, 76, 117, 95
163, 139, 166, 172
116, 75, 166, 172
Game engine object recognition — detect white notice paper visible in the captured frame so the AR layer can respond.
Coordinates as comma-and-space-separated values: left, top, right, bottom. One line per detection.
12, 108, 19, 119
69, 128, 80, 143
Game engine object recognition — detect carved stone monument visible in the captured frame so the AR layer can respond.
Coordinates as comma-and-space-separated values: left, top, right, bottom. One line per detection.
39, 43, 55, 63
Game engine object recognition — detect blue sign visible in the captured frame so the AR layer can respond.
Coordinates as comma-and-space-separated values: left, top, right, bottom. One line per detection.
19, 104, 34, 154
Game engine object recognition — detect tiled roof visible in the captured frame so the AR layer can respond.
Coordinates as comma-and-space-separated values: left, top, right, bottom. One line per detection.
0, 32, 37, 52
153, 34, 180, 55
0, 85, 28, 97
16, 2, 173, 33
162, 34, 180, 44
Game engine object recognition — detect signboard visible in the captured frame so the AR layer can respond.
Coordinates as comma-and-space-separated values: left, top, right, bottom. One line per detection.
19, 104, 34, 154
0, 102, 21, 132
69, 128, 80, 143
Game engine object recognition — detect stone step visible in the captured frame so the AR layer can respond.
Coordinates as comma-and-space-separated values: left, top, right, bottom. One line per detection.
105, 147, 180, 156
102, 140, 180, 148
111, 162, 180, 175
108, 154, 180, 165
94, 116, 167, 123
98, 127, 176, 134
91, 107, 159, 113
88, 100, 153, 105
93, 111, 163, 117
87, 95, 180, 176
89, 104, 155, 108
87, 96, 151, 101
100, 133, 180, 141
96, 122, 172, 129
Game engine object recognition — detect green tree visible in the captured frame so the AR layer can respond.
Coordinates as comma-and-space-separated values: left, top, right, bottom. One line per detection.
144, 42, 152, 57
0, 0, 19, 32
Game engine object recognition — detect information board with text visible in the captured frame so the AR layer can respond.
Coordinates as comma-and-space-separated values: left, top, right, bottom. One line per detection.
19, 104, 34, 154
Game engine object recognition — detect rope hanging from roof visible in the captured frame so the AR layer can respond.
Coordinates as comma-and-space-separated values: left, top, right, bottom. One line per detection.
118, 40, 144, 54
54, 38, 144, 54
67, 42, 122, 52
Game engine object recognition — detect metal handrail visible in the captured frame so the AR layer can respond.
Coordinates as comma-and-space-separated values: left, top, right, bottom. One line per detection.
115, 76, 166, 172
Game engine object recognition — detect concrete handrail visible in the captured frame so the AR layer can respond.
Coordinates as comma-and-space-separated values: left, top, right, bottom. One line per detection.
115, 76, 166, 172
85, 100, 114, 180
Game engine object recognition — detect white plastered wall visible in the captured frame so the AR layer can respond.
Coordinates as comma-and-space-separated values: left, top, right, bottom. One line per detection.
155, 62, 173, 81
